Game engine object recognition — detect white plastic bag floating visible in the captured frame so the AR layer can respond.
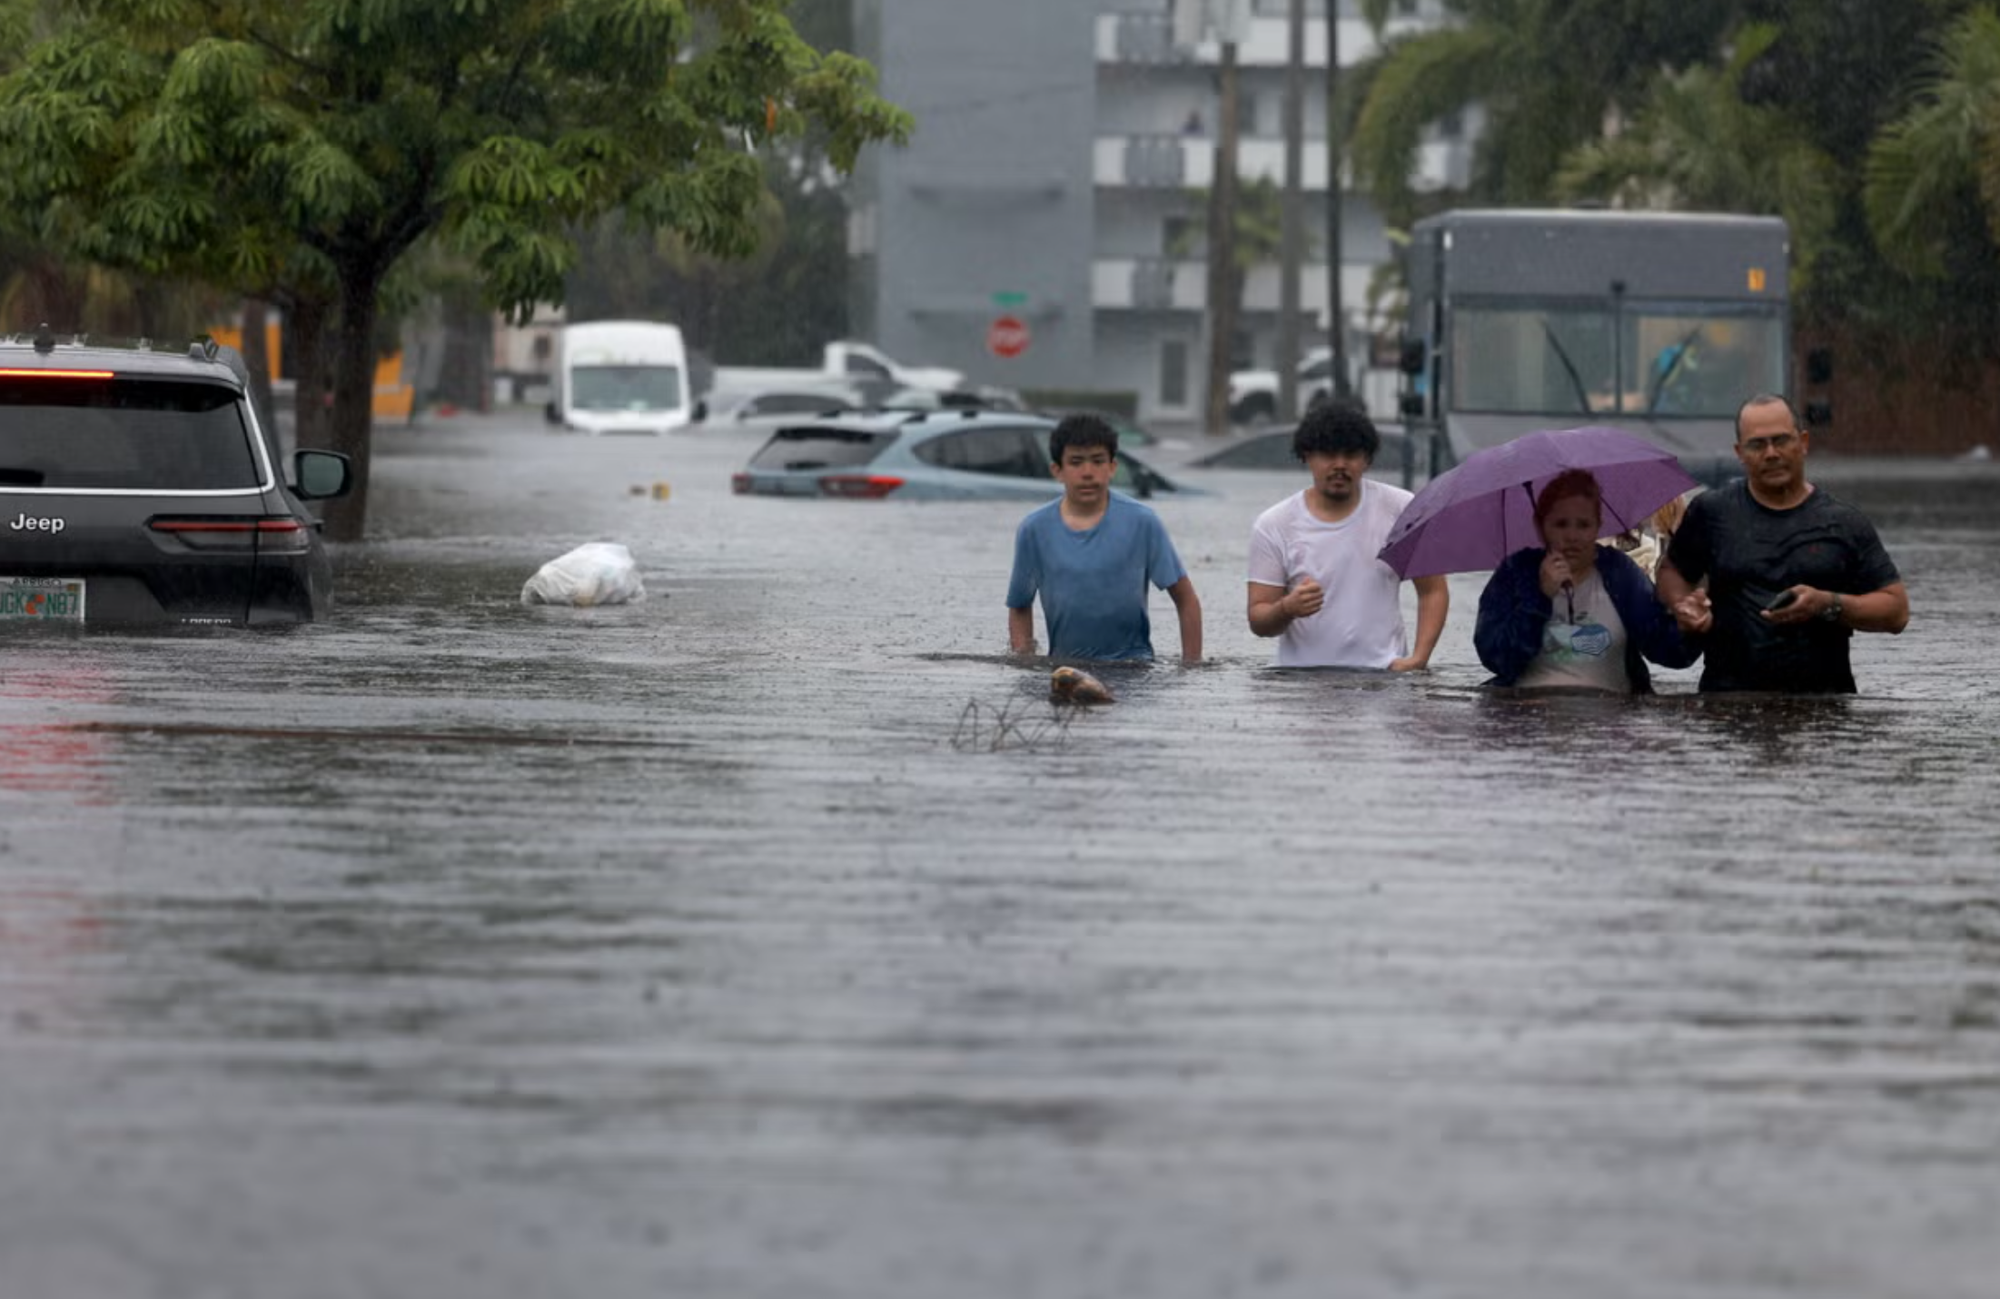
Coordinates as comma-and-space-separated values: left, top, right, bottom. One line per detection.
520, 542, 647, 607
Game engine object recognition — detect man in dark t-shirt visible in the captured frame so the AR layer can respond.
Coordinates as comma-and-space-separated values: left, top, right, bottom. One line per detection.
1657, 394, 1909, 693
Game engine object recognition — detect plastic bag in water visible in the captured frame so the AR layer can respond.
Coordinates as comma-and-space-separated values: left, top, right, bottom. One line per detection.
521, 542, 646, 606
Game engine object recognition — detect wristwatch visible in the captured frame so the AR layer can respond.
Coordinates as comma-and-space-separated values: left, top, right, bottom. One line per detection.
1820, 591, 1844, 624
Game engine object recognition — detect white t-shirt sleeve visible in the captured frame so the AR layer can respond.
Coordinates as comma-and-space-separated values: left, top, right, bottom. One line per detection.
1246, 504, 1291, 589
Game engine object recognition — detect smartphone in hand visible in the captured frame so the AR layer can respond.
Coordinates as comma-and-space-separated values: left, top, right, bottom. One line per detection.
1765, 589, 1799, 612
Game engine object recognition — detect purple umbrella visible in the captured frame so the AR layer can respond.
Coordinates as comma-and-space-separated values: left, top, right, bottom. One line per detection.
1377, 426, 1700, 579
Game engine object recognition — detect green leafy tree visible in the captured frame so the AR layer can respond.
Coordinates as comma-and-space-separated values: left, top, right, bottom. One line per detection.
564, 0, 867, 370
565, 147, 853, 368
1555, 27, 1840, 289
1350, 0, 1741, 226
1703, 0, 2000, 378
0, 0, 909, 540
1172, 174, 1292, 364
1863, 7, 2000, 277
1852, 5, 2000, 373
0, 3, 227, 345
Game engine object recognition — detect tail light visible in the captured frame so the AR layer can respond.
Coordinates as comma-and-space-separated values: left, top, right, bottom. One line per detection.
148, 517, 313, 554
731, 472, 751, 494
819, 474, 904, 499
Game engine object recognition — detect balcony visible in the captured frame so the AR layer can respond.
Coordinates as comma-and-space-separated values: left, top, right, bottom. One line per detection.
1093, 258, 1204, 312
1095, 133, 1462, 194
1104, 13, 1181, 65
1093, 258, 1376, 316
1096, 135, 1204, 189
1097, 14, 1403, 69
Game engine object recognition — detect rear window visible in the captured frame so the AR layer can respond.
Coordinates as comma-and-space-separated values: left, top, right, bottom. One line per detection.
0, 377, 260, 490
748, 426, 895, 471
911, 426, 1047, 478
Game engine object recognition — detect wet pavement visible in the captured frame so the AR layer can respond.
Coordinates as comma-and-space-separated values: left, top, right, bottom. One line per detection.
4, 409, 1998, 1298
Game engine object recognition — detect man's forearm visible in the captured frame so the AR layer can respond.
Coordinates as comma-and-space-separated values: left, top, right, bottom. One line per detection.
1176, 595, 1203, 662
1838, 583, 1910, 634
1408, 580, 1449, 665
1655, 560, 1693, 609
1007, 606, 1036, 653
1247, 593, 1291, 638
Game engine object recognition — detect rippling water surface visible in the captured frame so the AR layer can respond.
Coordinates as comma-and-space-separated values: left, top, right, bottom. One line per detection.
4, 415, 1997, 1298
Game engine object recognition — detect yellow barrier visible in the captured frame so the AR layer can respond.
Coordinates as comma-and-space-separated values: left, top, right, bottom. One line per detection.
208, 322, 413, 422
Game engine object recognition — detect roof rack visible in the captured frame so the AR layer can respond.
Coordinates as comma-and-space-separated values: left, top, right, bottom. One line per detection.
4, 329, 220, 359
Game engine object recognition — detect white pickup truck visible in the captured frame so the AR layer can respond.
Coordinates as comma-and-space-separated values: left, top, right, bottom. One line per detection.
708, 340, 964, 400
1227, 346, 1338, 425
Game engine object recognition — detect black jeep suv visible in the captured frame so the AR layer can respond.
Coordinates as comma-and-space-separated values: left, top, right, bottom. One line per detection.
0, 329, 353, 626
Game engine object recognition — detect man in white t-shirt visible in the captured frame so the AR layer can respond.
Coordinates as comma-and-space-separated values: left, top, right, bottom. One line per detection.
1246, 402, 1449, 668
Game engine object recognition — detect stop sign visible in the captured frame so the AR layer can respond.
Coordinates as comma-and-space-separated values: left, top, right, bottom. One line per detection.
987, 314, 1030, 359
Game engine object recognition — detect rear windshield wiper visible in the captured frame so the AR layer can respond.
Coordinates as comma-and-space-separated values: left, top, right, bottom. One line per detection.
0, 467, 46, 486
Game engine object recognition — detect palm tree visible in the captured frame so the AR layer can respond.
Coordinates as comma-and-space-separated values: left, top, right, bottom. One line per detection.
1555, 27, 1840, 290
1863, 6, 2000, 280
1349, 0, 1741, 226
1171, 173, 1294, 361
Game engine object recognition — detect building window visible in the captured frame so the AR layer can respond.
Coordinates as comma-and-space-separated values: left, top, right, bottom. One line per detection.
1236, 89, 1263, 137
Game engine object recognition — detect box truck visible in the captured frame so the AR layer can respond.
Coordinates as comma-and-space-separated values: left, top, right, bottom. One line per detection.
546, 320, 693, 435
1397, 209, 1793, 482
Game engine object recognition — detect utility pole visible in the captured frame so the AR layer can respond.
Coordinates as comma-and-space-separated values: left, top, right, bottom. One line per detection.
1324, 0, 1351, 401
1203, 33, 1241, 437
1277, 0, 1306, 423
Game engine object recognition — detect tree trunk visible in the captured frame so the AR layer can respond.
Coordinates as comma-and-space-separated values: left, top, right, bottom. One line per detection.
1323, 9, 1350, 402
1204, 41, 1241, 437
1277, 0, 1306, 424
319, 267, 383, 543
289, 296, 333, 452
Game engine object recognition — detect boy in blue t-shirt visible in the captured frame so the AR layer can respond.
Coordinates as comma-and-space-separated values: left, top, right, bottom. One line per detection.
1005, 414, 1203, 663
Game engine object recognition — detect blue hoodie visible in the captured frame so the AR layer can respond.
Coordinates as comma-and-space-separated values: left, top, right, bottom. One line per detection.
1474, 545, 1698, 693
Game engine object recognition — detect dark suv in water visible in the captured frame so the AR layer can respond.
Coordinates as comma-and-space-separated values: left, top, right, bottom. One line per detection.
0, 329, 353, 626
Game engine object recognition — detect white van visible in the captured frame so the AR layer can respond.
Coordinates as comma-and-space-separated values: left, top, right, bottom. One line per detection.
547, 320, 693, 435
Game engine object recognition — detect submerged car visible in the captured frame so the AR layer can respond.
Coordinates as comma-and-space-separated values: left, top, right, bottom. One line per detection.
0, 330, 353, 626
692, 382, 865, 435
1179, 423, 1415, 477
730, 409, 1192, 501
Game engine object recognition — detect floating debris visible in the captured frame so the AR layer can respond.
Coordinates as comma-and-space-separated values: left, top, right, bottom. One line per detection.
1049, 665, 1114, 706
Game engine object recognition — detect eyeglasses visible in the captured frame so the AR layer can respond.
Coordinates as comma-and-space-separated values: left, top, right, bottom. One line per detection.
1740, 431, 1800, 455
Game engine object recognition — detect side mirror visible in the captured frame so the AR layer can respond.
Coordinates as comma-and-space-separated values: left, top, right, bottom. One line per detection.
293, 449, 353, 500
1398, 338, 1425, 375
1806, 348, 1833, 385
1804, 400, 1833, 427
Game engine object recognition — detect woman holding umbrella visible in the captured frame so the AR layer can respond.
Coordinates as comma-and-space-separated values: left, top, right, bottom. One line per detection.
1473, 469, 1697, 693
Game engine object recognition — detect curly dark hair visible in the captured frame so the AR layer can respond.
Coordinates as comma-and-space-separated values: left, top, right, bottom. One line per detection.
1291, 400, 1380, 465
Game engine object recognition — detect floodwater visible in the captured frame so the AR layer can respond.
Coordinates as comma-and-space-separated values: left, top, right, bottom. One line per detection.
4, 411, 1997, 1299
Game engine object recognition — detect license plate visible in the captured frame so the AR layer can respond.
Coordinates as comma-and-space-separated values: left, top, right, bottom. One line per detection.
0, 577, 86, 621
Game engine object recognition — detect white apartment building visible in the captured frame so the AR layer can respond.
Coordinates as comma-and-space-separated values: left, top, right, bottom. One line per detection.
853, 0, 1469, 421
